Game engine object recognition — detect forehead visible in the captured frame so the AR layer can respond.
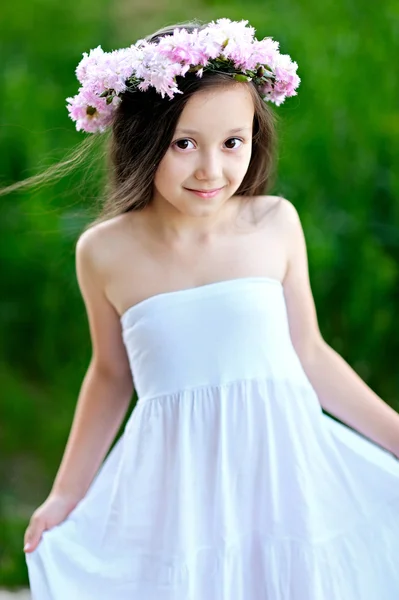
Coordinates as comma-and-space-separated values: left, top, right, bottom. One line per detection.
175, 84, 254, 135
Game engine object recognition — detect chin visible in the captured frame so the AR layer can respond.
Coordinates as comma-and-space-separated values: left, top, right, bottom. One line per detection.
185, 202, 221, 216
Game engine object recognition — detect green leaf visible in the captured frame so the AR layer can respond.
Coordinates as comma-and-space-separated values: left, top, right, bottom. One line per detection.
233, 74, 252, 82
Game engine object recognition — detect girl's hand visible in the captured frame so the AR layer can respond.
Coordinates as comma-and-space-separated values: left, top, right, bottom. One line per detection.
23, 493, 79, 553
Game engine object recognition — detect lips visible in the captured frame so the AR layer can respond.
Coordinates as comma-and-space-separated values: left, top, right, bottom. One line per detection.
186, 187, 223, 193
185, 186, 225, 199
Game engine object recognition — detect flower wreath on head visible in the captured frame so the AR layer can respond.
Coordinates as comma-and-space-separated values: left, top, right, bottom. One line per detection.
67, 18, 300, 134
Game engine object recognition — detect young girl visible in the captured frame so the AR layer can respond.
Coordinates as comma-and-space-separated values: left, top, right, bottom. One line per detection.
23, 18, 399, 600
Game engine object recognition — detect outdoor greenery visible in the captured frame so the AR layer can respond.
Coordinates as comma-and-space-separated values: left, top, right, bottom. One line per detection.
1, 0, 398, 587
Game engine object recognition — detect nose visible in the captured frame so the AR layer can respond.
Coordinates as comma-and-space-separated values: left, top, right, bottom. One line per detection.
194, 149, 223, 182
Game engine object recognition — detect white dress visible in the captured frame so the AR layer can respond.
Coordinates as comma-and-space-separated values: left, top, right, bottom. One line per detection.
26, 277, 399, 599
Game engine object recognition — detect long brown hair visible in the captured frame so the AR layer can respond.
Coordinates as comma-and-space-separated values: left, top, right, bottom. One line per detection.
0, 21, 279, 229
95, 22, 278, 227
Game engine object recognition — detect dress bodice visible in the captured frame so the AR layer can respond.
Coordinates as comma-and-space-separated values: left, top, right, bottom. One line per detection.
120, 277, 310, 402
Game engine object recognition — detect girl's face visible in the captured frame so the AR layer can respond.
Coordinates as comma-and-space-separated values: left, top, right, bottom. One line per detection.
153, 84, 254, 218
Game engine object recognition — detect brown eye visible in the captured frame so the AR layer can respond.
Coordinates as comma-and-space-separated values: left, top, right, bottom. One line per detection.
224, 137, 243, 149
174, 139, 194, 150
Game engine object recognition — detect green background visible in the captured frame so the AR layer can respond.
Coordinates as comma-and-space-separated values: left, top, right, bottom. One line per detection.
1, 0, 399, 587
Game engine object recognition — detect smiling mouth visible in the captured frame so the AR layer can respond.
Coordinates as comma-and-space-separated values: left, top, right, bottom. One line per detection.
185, 186, 224, 193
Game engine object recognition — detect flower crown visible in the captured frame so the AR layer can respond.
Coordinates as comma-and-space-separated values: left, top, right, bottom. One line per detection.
67, 18, 300, 134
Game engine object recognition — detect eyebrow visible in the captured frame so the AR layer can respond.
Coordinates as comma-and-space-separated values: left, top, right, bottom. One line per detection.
174, 126, 252, 135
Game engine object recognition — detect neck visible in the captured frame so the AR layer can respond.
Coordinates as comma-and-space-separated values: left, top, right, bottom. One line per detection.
145, 193, 240, 245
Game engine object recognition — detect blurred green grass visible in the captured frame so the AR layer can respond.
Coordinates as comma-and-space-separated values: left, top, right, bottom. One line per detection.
1, 0, 399, 586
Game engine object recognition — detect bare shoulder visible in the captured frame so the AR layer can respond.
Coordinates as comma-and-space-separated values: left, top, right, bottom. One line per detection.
243, 195, 302, 247
74, 213, 139, 378
76, 213, 136, 272
247, 196, 321, 357
250, 195, 300, 225
75, 213, 136, 318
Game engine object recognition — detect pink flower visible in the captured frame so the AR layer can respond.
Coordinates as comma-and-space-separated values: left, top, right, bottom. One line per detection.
197, 28, 224, 62
273, 54, 301, 97
67, 18, 300, 133
208, 18, 255, 46
66, 88, 120, 133
249, 38, 280, 70
75, 46, 106, 85
157, 28, 208, 65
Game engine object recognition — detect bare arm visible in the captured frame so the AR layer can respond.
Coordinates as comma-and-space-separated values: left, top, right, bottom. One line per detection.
24, 228, 134, 551
50, 229, 134, 505
280, 198, 399, 458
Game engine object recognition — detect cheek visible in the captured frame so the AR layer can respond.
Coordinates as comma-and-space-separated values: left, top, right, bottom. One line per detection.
231, 147, 252, 178
154, 154, 187, 189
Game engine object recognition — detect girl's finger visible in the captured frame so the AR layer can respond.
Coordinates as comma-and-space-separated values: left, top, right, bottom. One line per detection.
24, 519, 45, 552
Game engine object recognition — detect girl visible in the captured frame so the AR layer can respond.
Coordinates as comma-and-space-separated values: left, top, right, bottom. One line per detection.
23, 18, 399, 600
